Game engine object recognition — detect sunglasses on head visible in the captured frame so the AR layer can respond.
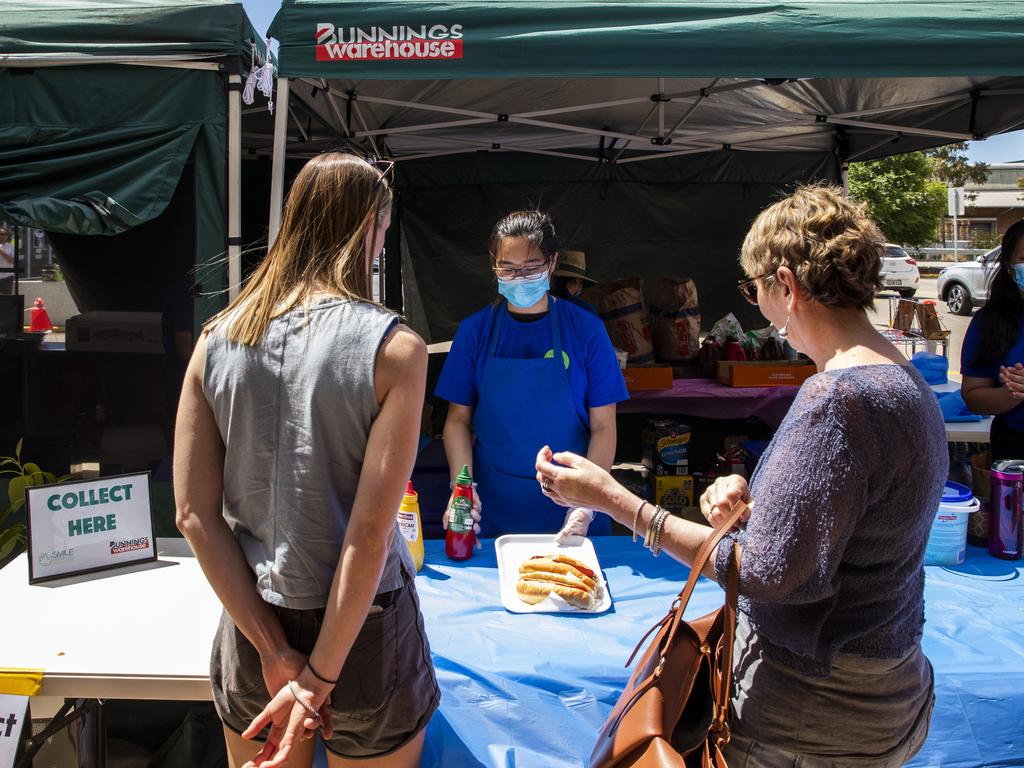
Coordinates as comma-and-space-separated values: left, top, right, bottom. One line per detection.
365, 157, 395, 188
737, 272, 773, 305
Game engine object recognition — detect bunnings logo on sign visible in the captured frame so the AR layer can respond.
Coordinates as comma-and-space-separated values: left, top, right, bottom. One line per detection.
315, 23, 463, 61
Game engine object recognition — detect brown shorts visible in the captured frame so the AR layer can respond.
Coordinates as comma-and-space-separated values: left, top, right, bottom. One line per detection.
210, 575, 440, 758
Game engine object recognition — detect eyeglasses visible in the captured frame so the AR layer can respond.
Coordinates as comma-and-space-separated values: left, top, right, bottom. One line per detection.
492, 259, 550, 281
737, 272, 772, 305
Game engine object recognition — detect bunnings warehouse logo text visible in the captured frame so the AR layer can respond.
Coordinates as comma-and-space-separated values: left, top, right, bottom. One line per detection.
110, 537, 150, 555
315, 23, 463, 62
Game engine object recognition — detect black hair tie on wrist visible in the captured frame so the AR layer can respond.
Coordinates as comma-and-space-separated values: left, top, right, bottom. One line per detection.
306, 659, 338, 686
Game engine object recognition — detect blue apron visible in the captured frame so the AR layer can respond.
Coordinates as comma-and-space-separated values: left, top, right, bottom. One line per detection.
472, 298, 611, 538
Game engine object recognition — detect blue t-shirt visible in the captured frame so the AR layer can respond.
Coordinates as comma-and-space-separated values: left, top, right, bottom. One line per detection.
961, 308, 1024, 430
436, 297, 629, 428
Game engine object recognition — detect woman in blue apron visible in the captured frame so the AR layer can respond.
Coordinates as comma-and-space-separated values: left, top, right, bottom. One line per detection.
435, 210, 628, 538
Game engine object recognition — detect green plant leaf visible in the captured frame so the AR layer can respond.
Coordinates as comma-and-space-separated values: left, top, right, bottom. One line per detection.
8, 474, 29, 506
15, 438, 22, 460
0, 525, 24, 561
23, 463, 41, 477
43, 472, 58, 484
0, 458, 18, 467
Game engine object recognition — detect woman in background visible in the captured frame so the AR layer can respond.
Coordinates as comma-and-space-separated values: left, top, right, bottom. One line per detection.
436, 211, 627, 541
961, 219, 1024, 459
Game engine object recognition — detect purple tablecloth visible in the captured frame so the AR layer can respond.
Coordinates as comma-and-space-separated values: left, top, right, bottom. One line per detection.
619, 378, 800, 427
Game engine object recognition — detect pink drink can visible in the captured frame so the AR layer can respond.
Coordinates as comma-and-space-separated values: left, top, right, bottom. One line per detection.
989, 460, 1024, 561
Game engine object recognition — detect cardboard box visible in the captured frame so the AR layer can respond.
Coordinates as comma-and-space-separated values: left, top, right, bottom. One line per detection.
716, 359, 817, 388
641, 418, 691, 472
652, 475, 694, 513
650, 461, 689, 477
66, 312, 164, 354
623, 365, 673, 392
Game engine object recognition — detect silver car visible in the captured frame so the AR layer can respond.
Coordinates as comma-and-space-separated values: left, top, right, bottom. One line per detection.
879, 244, 920, 298
937, 246, 1001, 316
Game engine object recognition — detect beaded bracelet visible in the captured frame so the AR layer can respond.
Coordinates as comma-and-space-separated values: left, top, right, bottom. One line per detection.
306, 659, 338, 686
651, 507, 669, 556
647, 506, 670, 556
287, 680, 322, 729
631, 500, 648, 543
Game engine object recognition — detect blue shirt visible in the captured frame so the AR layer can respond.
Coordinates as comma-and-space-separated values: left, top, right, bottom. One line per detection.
436, 297, 629, 428
961, 308, 1024, 430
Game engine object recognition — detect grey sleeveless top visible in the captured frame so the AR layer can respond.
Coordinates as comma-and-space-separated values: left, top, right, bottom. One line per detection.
203, 298, 414, 610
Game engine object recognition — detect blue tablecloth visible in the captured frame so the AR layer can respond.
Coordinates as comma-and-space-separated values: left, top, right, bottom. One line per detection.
415, 538, 1024, 768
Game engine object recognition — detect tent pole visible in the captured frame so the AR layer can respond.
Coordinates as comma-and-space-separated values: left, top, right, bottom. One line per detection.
228, 74, 242, 301
269, 77, 291, 247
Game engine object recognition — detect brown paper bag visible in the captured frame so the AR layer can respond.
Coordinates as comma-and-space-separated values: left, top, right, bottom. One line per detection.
583, 277, 654, 364
916, 302, 950, 340
650, 276, 701, 365
892, 299, 918, 333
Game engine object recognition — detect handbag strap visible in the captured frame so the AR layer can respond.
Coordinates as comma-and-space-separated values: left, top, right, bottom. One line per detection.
663, 501, 747, 650
608, 503, 746, 734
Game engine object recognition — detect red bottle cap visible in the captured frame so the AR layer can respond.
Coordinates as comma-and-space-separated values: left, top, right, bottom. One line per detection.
406, 480, 415, 495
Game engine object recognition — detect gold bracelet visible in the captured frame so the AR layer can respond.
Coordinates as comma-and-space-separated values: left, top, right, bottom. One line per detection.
632, 500, 648, 543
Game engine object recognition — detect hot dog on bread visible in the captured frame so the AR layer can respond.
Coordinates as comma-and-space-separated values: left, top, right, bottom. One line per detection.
516, 554, 598, 609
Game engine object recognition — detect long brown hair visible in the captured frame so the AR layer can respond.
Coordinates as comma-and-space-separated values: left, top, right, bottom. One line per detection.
206, 152, 392, 345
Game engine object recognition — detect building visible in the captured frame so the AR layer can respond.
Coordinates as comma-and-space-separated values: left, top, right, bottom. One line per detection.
951, 162, 1024, 246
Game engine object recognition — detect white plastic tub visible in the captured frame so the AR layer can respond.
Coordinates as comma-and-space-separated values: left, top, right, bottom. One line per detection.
924, 481, 979, 566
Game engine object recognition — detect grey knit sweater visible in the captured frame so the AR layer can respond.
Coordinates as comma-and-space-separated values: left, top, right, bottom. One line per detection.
714, 364, 948, 676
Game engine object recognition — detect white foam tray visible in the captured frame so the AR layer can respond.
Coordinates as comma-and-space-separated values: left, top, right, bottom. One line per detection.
494, 534, 612, 614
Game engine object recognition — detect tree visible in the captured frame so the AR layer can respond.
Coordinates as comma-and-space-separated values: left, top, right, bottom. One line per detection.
848, 152, 948, 246
924, 142, 989, 195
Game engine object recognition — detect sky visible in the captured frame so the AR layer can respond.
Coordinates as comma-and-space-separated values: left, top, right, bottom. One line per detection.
240, 0, 1023, 164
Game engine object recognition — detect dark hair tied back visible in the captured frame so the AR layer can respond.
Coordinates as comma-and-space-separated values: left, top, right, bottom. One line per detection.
489, 210, 558, 261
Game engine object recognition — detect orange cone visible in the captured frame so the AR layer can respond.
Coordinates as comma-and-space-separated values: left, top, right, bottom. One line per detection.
29, 297, 53, 332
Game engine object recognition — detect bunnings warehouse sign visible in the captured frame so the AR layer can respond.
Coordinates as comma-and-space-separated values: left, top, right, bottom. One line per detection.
26, 472, 156, 583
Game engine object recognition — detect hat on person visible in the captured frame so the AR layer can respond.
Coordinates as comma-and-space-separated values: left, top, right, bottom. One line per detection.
552, 250, 597, 284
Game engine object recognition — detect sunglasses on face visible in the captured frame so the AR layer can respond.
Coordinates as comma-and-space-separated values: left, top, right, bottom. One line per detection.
737, 272, 773, 305
366, 158, 395, 188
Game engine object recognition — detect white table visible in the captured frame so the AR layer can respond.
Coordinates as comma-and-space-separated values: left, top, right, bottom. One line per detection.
931, 379, 992, 444
2, 538, 220, 710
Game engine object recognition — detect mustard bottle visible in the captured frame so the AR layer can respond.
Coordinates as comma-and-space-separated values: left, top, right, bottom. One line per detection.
398, 480, 424, 571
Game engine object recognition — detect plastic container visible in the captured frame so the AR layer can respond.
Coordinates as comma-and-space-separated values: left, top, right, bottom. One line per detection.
397, 481, 424, 571
990, 460, 1024, 561
924, 481, 979, 566
445, 464, 476, 561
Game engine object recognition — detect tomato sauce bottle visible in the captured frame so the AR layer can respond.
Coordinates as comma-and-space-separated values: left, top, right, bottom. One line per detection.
446, 464, 477, 560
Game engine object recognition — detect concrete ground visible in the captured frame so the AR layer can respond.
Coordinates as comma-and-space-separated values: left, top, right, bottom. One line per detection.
867, 277, 972, 376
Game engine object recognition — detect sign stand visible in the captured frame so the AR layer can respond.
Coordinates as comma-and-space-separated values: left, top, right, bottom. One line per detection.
25, 472, 157, 584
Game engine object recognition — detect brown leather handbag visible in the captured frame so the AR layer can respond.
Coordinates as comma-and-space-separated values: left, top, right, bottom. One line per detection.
591, 503, 745, 768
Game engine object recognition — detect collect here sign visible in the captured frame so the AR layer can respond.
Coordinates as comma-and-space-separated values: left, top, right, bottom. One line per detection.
26, 472, 156, 583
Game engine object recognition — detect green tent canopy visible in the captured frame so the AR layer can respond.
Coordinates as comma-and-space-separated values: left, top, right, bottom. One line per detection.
1, 0, 264, 60
264, 1, 1024, 339
270, 0, 1024, 80
0, 0, 273, 322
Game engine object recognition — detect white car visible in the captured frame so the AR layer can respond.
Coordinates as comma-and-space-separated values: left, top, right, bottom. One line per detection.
937, 245, 1001, 316
879, 244, 921, 298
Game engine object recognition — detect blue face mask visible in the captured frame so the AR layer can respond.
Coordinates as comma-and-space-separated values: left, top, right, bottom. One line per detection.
498, 274, 550, 308
1014, 264, 1024, 292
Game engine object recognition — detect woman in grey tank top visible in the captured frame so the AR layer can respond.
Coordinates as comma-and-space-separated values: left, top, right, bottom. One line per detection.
537, 185, 943, 767
174, 153, 438, 768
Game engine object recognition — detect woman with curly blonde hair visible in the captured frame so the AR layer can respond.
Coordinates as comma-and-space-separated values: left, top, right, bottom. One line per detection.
537, 184, 945, 766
